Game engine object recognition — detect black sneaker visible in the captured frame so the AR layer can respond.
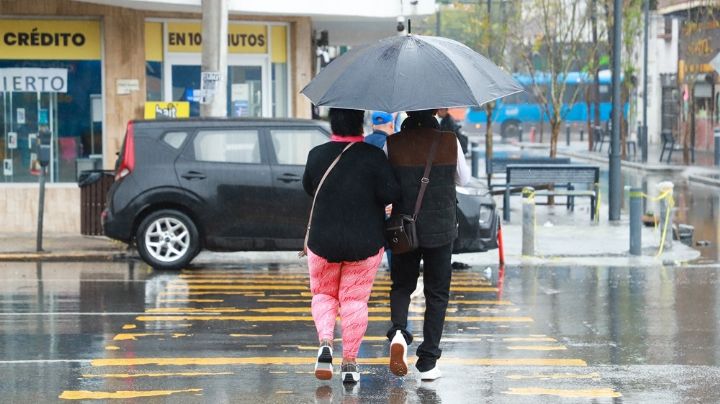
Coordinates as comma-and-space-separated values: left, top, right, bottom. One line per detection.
341, 362, 360, 384
314, 342, 333, 380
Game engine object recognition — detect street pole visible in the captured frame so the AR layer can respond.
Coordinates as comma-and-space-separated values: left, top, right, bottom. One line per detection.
36, 165, 46, 252
642, 0, 649, 163
609, 0, 622, 221
484, 0, 493, 185
436, 4, 441, 36
201, 0, 228, 117
629, 188, 642, 255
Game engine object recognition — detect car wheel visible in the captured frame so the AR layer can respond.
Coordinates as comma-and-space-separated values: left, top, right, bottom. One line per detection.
136, 209, 200, 271
501, 121, 521, 140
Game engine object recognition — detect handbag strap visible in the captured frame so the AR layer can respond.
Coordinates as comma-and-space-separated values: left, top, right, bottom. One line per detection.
302, 142, 355, 254
412, 134, 442, 220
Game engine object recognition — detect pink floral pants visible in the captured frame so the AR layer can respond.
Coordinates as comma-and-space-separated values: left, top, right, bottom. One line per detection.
307, 248, 383, 360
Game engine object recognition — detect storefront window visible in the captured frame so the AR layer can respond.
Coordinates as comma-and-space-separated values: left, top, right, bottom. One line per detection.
271, 25, 289, 117
152, 21, 289, 119
145, 22, 163, 101
1, 61, 102, 183
1, 20, 102, 183
272, 63, 288, 117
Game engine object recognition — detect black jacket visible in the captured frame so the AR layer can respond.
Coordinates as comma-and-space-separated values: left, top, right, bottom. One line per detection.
387, 124, 458, 248
302, 141, 400, 262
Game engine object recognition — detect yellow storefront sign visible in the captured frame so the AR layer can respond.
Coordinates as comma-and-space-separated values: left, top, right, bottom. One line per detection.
144, 102, 190, 119
145, 22, 163, 62
167, 22, 267, 53
0, 19, 101, 60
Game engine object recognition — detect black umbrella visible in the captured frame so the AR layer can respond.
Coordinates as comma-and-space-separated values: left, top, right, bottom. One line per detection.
301, 34, 523, 112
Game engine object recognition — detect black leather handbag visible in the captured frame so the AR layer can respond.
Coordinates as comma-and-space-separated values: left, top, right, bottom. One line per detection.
385, 135, 440, 254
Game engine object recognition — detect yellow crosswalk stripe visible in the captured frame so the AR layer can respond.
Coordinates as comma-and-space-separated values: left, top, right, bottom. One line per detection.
503, 387, 621, 398
134, 315, 533, 323
81, 372, 233, 379
90, 357, 586, 367
59, 388, 202, 400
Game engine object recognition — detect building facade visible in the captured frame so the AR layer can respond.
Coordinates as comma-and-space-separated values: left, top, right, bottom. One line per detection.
659, 1, 720, 158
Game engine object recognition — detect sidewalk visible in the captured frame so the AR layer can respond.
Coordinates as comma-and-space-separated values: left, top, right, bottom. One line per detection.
521, 138, 720, 186
0, 204, 701, 267
0, 233, 130, 262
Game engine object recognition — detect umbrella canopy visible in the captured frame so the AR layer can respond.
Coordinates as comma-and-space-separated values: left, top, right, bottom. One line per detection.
301, 35, 523, 113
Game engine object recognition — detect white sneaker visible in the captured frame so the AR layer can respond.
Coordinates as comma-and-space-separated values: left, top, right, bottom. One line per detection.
314, 343, 333, 380
341, 362, 360, 384
389, 330, 408, 376
419, 365, 442, 381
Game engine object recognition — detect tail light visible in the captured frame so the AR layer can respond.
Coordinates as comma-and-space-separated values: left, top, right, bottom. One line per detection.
115, 122, 135, 181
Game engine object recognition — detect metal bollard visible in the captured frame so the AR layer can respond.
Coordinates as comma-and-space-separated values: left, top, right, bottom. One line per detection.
518, 126, 523, 143
658, 181, 674, 251
580, 129, 584, 141
714, 128, 719, 166
522, 187, 535, 256
629, 187, 642, 255
471, 146, 480, 178
566, 126, 571, 146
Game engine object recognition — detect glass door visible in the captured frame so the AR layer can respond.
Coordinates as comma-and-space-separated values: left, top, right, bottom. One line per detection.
167, 54, 268, 117
228, 65, 263, 117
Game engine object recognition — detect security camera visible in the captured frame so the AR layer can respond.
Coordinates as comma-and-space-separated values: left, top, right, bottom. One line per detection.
410, 0, 419, 4
396, 16, 405, 32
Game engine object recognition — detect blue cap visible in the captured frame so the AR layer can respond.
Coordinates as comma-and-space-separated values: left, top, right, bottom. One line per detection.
372, 111, 393, 125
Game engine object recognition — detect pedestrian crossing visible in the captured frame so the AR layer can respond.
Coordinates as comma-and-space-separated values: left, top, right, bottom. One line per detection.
59, 265, 622, 401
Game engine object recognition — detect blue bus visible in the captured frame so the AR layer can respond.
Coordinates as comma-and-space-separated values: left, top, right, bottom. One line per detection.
466, 70, 617, 138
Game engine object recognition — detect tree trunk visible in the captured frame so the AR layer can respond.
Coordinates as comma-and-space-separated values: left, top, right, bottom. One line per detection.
550, 118, 561, 158
585, 86, 593, 151
590, 0, 599, 151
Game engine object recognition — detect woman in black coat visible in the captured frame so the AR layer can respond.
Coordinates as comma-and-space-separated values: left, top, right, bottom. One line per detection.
302, 108, 400, 384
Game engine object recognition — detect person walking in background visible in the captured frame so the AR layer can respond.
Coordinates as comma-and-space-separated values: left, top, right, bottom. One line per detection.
364, 111, 394, 149
364, 111, 396, 268
385, 109, 470, 381
302, 108, 400, 384
437, 108, 469, 155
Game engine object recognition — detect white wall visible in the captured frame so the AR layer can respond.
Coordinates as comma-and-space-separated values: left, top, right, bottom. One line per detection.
637, 14, 679, 145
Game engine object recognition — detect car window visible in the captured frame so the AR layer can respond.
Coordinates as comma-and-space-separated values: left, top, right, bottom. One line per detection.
162, 131, 188, 149
270, 129, 328, 165
193, 130, 261, 164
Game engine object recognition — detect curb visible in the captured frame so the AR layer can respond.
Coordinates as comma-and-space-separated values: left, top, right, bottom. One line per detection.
557, 150, 686, 173
0, 250, 131, 262
688, 174, 720, 187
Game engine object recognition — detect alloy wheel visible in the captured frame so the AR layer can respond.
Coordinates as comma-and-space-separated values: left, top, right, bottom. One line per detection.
143, 217, 190, 262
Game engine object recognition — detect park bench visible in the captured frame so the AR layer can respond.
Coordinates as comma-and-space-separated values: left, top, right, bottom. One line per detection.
502, 164, 600, 222
487, 157, 571, 190
592, 125, 611, 152
659, 130, 681, 163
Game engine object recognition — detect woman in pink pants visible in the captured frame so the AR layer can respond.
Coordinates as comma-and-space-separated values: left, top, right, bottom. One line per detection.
302, 108, 400, 384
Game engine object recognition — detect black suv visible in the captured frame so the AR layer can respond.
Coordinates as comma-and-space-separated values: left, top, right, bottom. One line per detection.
103, 118, 498, 270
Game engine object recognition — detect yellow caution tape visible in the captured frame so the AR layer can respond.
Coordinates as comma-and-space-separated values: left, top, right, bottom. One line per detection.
629, 190, 675, 257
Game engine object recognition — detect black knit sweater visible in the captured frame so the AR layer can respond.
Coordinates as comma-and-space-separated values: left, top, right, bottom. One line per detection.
302, 141, 400, 262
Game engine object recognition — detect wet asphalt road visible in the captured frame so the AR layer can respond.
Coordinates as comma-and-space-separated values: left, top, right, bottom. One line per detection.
2, 260, 720, 403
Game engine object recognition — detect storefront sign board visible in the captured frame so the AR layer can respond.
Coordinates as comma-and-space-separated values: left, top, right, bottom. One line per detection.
0, 68, 68, 93
144, 102, 190, 119
0, 20, 101, 60
167, 23, 267, 53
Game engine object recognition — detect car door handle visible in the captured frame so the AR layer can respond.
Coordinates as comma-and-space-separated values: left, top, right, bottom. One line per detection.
181, 171, 206, 180
277, 173, 301, 183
